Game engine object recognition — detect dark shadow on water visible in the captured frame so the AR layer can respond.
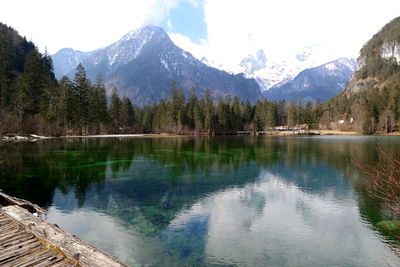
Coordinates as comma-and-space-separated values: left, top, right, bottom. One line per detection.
1, 135, 400, 266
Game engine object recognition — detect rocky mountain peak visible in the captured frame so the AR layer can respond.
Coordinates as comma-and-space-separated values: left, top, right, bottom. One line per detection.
381, 41, 400, 64
345, 16, 400, 94
240, 49, 267, 74
52, 26, 261, 106
264, 57, 356, 102
119, 25, 169, 44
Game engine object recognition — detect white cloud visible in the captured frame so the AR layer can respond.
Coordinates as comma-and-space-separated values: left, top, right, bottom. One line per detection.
167, 19, 173, 31
1, 0, 399, 79
173, 0, 400, 73
167, 171, 398, 265
169, 33, 208, 58
0, 0, 195, 53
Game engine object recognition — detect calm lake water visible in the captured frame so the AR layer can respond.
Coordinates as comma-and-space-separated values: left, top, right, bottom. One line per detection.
1, 136, 400, 266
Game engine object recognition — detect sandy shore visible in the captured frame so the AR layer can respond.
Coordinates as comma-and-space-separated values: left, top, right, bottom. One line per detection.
314, 130, 360, 135
2, 131, 400, 142
61, 133, 184, 138
262, 130, 359, 136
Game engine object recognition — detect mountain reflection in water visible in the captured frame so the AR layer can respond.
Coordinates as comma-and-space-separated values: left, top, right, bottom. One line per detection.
0, 136, 399, 266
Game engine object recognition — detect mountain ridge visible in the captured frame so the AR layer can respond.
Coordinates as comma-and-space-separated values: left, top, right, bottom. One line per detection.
52, 25, 262, 106
263, 57, 357, 102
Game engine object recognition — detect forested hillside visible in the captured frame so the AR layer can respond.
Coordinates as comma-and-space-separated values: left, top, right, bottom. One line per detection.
321, 17, 400, 133
52, 26, 262, 106
0, 23, 321, 136
1, 16, 400, 136
0, 22, 57, 134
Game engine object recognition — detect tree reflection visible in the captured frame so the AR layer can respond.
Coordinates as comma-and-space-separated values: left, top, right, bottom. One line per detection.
0, 136, 397, 238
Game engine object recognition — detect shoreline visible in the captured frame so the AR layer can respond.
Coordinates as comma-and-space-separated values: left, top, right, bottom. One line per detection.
1, 130, 400, 143
0, 192, 127, 267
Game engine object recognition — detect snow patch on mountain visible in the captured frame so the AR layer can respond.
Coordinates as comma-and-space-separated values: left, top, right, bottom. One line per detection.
324, 63, 337, 71
160, 58, 170, 71
52, 25, 261, 106
52, 48, 90, 79
263, 57, 357, 102
239, 52, 305, 90
105, 26, 160, 66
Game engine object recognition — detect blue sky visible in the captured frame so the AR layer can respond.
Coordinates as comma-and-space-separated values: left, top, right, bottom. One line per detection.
1, 0, 400, 78
160, 1, 207, 44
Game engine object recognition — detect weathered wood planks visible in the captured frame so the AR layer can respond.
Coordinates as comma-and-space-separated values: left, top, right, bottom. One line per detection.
0, 191, 128, 267
0, 211, 77, 266
0, 192, 45, 214
0, 205, 126, 267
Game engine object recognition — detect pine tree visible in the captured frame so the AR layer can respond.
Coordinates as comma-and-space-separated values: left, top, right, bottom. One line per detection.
194, 97, 205, 132
242, 101, 253, 130
0, 23, 36, 111
170, 84, 185, 129
287, 103, 297, 127
90, 76, 108, 134
186, 87, 198, 130
304, 102, 316, 128
72, 64, 91, 134
253, 101, 264, 131
56, 76, 74, 131
217, 97, 231, 131
231, 96, 242, 131
120, 97, 135, 131
14, 50, 47, 116
203, 90, 213, 133
109, 87, 121, 133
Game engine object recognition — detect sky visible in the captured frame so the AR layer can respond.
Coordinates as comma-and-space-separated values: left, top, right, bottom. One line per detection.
1, 0, 399, 72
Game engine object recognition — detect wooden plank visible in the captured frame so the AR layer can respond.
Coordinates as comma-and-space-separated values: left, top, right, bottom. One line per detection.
0, 227, 22, 240
0, 241, 42, 264
0, 220, 20, 231
0, 192, 45, 214
0, 217, 13, 224
28, 253, 68, 267
0, 222, 17, 231
0, 233, 35, 249
48, 258, 78, 267
0, 238, 41, 259
0, 211, 79, 267
3, 249, 53, 267
2, 205, 128, 267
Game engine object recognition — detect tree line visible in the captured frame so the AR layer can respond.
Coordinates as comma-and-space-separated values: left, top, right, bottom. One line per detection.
59, 66, 323, 135
0, 59, 324, 136
3, 22, 399, 136
1, 42, 398, 136
321, 72, 400, 134
326, 16, 400, 134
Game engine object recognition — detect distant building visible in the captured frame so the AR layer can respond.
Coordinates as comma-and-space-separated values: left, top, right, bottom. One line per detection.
338, 114, 346, 124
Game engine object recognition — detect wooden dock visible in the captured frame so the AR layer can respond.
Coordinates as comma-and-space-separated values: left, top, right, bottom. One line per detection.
0, 192, 128, 267
0, 210, 77, 266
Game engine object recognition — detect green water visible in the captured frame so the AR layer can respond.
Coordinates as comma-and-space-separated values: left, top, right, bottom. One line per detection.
0, 136, 400, 266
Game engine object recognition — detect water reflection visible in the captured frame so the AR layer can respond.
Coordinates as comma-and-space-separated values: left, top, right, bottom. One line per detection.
0, 136, 400, 266
174, 171, 391, 266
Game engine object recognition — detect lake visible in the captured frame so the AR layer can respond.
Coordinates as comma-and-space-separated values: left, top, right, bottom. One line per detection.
0, 136, 399, 266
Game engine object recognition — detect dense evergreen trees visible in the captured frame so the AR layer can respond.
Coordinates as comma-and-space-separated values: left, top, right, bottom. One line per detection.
320, 16, 400, 134
2, 43, 398, 136
0, 29, 326, 137
2, 21, 400, 136
121, 86, 321, 135
0, 23, 58, 134
0, 23, 324, 136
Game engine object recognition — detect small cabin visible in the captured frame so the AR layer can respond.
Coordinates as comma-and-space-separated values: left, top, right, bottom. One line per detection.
338, 115, 346, 124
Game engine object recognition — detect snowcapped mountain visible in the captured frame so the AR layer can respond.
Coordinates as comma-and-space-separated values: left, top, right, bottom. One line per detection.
263, 58, 357, 102
52, 26, 261, 106
52, 48, 90, 80
240, 50, 267, 74
235, 49, 310, 91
